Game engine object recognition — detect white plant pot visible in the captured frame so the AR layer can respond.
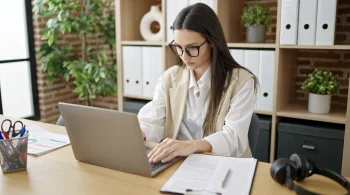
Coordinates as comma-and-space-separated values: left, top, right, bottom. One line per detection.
308, 93, 331, 114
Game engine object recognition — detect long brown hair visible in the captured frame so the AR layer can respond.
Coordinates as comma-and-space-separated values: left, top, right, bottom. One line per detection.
172, 3, 258, 136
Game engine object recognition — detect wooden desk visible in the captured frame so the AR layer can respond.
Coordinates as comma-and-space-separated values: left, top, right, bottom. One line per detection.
0, 115, 348, 195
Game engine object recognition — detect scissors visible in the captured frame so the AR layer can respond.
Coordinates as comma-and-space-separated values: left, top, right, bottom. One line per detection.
1, 119, 24, 138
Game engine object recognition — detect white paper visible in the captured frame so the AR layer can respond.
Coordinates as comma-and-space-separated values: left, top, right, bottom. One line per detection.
161, 154, 257, 195
26, 125, 70, 156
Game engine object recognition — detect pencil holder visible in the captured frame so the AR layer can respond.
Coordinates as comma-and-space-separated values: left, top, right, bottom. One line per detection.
0, 133, 29, 174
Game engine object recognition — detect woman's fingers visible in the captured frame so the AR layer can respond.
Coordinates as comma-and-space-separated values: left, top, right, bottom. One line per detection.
151, 145, 176, 163
147, 138, 170, 158
160, 151, 179, 163
149, 139, 174, 162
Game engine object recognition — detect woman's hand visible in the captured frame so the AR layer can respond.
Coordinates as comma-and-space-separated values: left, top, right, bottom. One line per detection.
147, 138, 212, 163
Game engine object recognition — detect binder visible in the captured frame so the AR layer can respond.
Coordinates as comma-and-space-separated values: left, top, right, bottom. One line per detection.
142, 47, 164, 98
245, 50, 260, 110
316, 0, 337, 45
280, 0, 300, 45
166, 0, 189, 43
122, 46, 143, 96
142, 47, 153, 98
230, 49, 245, 67
258, 51, 275, 112
297, 0, 318, 45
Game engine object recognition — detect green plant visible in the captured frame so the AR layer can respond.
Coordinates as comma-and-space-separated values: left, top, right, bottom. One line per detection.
33, 0, 117, 106
241, 4, 272, 27
301, 69, 340, 95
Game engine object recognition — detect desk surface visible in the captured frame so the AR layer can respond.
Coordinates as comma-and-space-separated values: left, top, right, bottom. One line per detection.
0, 115, 348, 195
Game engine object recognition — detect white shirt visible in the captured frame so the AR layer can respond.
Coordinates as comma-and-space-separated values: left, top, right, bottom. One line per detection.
137, 66, 255, 157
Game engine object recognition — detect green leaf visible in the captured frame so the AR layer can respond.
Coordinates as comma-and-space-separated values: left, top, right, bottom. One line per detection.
99, 71, 105, 79
58, 10, 63, 21
48, 35, 54, 46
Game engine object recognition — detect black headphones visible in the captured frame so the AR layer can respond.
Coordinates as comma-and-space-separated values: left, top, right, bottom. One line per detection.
270, 153, 350, 195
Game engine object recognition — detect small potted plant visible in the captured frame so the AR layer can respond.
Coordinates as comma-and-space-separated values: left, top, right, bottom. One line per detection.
241, 4, 272, 43
301, 69, 340, 114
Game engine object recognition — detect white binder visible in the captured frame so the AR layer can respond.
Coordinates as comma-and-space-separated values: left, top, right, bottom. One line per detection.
245, 50, 260, 109
298, 0, 318, 45
166, 0, 189, 43
316, 0, 337, 45
229, 49, 245, 67
258, 51, 275, 112
122, 46, 143, 96
280, 0, 300, 45
142, 47, 164, 98
142, 47, 153, 98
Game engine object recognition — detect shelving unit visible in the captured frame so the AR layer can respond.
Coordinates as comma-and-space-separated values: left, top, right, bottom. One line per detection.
227, 43, 276, 49
276, 101, 347, 124
115, 0, 350, 176
121, 41, 163, 46
280, 45, 350, 50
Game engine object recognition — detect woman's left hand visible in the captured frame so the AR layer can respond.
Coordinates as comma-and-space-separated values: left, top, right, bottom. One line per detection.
148, 138, 196, 163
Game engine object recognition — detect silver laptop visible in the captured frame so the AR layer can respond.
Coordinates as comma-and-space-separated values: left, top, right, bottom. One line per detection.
58, 102, 181, 177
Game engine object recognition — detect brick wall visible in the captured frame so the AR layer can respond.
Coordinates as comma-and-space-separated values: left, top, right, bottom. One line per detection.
296, 0, 350, 105
32, 1, 117, 124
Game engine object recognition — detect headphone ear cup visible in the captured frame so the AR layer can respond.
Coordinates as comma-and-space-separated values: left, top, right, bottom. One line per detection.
270, 158, 298, 185
290, 153, 308, 181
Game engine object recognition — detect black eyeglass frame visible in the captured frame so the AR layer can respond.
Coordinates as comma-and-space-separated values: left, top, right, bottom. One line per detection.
168, 39, 208, 57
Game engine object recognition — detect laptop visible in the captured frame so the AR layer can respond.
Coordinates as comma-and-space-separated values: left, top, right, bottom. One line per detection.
58, 102, 181, 177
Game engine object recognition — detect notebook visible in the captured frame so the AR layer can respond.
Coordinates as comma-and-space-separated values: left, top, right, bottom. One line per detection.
160, 154, 257, 195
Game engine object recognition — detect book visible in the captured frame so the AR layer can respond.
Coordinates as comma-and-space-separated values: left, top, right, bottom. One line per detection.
161, 154, 257, 195
26, 125, 70, 156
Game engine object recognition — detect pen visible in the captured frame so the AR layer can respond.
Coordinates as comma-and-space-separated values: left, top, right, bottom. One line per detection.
19, 125, 26, 137
221, 168, 231, 188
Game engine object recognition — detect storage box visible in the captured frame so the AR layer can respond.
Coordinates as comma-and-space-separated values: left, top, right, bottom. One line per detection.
255, 115, 271, 162
277, 118, 344, 173
123, 99, 150, 114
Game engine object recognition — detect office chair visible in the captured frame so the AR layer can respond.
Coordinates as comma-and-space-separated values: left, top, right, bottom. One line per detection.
248, 113, 260, 158
56, 115, 64, 126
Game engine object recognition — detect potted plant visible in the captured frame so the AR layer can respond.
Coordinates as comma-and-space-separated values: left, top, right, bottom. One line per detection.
301, 69, 340, 114
241, 4, 272, 43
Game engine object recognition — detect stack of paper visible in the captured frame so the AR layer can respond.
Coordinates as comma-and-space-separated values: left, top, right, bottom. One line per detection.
26, 125, 70, 156
161, 154, 257, 195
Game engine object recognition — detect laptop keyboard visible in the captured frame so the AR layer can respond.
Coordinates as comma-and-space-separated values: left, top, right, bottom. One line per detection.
150, 161, 165, 171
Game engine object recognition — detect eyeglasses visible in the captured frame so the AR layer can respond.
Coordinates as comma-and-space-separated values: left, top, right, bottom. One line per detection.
168, 40, 208, 57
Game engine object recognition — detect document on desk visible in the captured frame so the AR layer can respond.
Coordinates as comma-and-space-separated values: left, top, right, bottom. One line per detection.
160, 154, 257, 195
26, 125, 70, 156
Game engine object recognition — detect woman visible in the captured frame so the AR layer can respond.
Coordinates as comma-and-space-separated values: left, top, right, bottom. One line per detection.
137, 3, 258, 164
